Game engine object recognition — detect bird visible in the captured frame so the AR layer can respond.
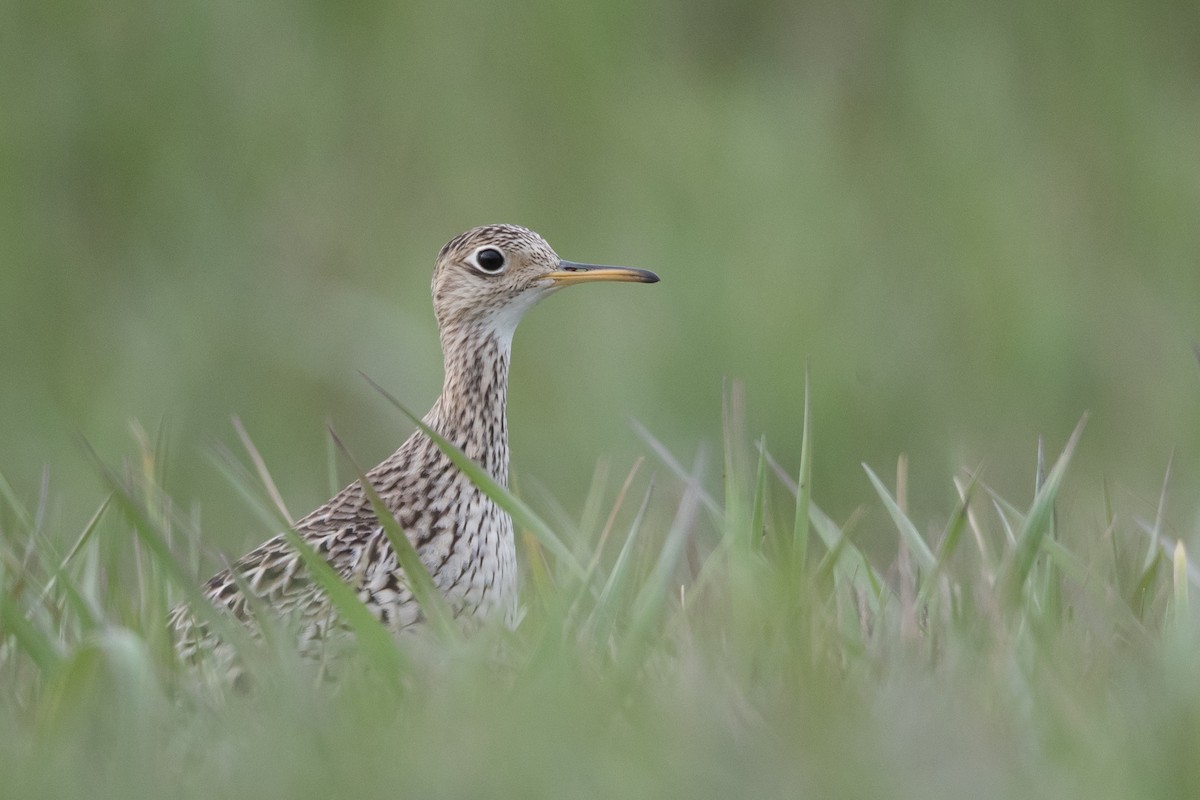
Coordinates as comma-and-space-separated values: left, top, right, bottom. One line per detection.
169, 224, 659, 663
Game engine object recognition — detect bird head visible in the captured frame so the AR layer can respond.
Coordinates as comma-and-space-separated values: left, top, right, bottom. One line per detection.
431, 224, 659, 342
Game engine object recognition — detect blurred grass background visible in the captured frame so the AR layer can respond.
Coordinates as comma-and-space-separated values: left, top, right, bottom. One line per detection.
2, 0, 1198, 552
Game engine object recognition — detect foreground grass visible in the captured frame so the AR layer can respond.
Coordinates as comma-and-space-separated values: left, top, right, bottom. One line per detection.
1, 394, 1199, 799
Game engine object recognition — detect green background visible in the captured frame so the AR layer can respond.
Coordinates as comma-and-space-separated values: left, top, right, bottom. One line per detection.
2, 0, 1198, 552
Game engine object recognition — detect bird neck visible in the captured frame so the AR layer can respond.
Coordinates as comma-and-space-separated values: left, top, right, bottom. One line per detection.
427, 323, 512, 484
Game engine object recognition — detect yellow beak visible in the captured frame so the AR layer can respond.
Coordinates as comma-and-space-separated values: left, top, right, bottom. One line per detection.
546, 260, 660, 286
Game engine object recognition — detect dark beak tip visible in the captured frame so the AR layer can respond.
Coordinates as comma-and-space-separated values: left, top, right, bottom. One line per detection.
553, 260, 659, 284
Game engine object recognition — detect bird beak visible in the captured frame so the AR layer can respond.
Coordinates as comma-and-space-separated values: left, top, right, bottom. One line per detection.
546, 260, 660, 286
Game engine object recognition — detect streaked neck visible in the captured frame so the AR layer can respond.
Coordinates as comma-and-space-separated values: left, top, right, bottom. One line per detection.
427, 323, 512, 483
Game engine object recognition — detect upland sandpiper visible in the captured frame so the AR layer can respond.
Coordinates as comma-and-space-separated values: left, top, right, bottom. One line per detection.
170, 224, 658, 661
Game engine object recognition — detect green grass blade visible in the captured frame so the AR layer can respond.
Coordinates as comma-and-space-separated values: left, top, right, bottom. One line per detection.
631, 419, 723, 520
986, 487, 1022, 547
1039, 537, 1092, 587
276, 526, 408, 681
208, 447, 293, 535
232, 416, 295, 522
569, 459, 645, 622
749, 435, 768, 552
1143, 452, 1174, 572
38, 494, 112, 613
83, 440, 258, 664
722, 381, 749, 549
792, 365, 813, 575
360, 372, 586, 580
0, 579, 63, 673
577, 458, 612, 553
1174, 540, 1190, 629
863, 462, 936, 572
915, 473, 977, 606
327, 427, 459, 642
226, 419, 439, 661
763, 449, 881, 603
0, 469, 37, 532
1001, 415, 1087, 601
814, 527, 852, 587
625, 479, 701, 655
325, 418, 341, 496
589, 477, 656, 646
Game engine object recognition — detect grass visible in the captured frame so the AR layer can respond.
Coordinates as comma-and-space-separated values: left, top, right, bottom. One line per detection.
2, 383, 1198, 799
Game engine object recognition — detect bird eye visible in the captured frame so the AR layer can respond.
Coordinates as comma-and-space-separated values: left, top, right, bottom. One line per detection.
473, 247, 506, 274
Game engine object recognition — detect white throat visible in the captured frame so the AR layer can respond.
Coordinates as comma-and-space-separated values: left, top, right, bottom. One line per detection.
483, 286, 555, 349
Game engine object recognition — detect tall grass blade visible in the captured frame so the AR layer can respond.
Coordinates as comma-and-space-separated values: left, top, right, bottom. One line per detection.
915, 473, 976, 606
83, 440, 258, 664
590, 477, 656, 646
232, 416, 295, 522
36, 495, 112, 632
570, 459, 645, 621
209, 445, 292, 536
275, 525, 407, 681
749, 435, 768, 552
627, 472, 703, 647
793, 366, 813, 574
581, 458, 642, 582
1143, 452, 1174, 572
1134, 525, 1200, 590
814, 527, 852, 587
1173, 540, 1190, 628
764, 450, 881, 603
954, 471, 995, 581
1001, 415, 1087, 601
578, 458, 612, 552
327, 427, 459, 642
0, 469, 37, 532
360, 372, 585, 580
863, 463, 936, 572
631, 419, 722, 519
0, 579, 62, 673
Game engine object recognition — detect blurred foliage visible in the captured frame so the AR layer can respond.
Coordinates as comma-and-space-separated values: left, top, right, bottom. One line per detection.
2, 0, 1199, 555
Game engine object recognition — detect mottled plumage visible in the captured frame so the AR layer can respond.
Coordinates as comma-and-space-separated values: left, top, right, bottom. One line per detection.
170, 224, 657, 663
